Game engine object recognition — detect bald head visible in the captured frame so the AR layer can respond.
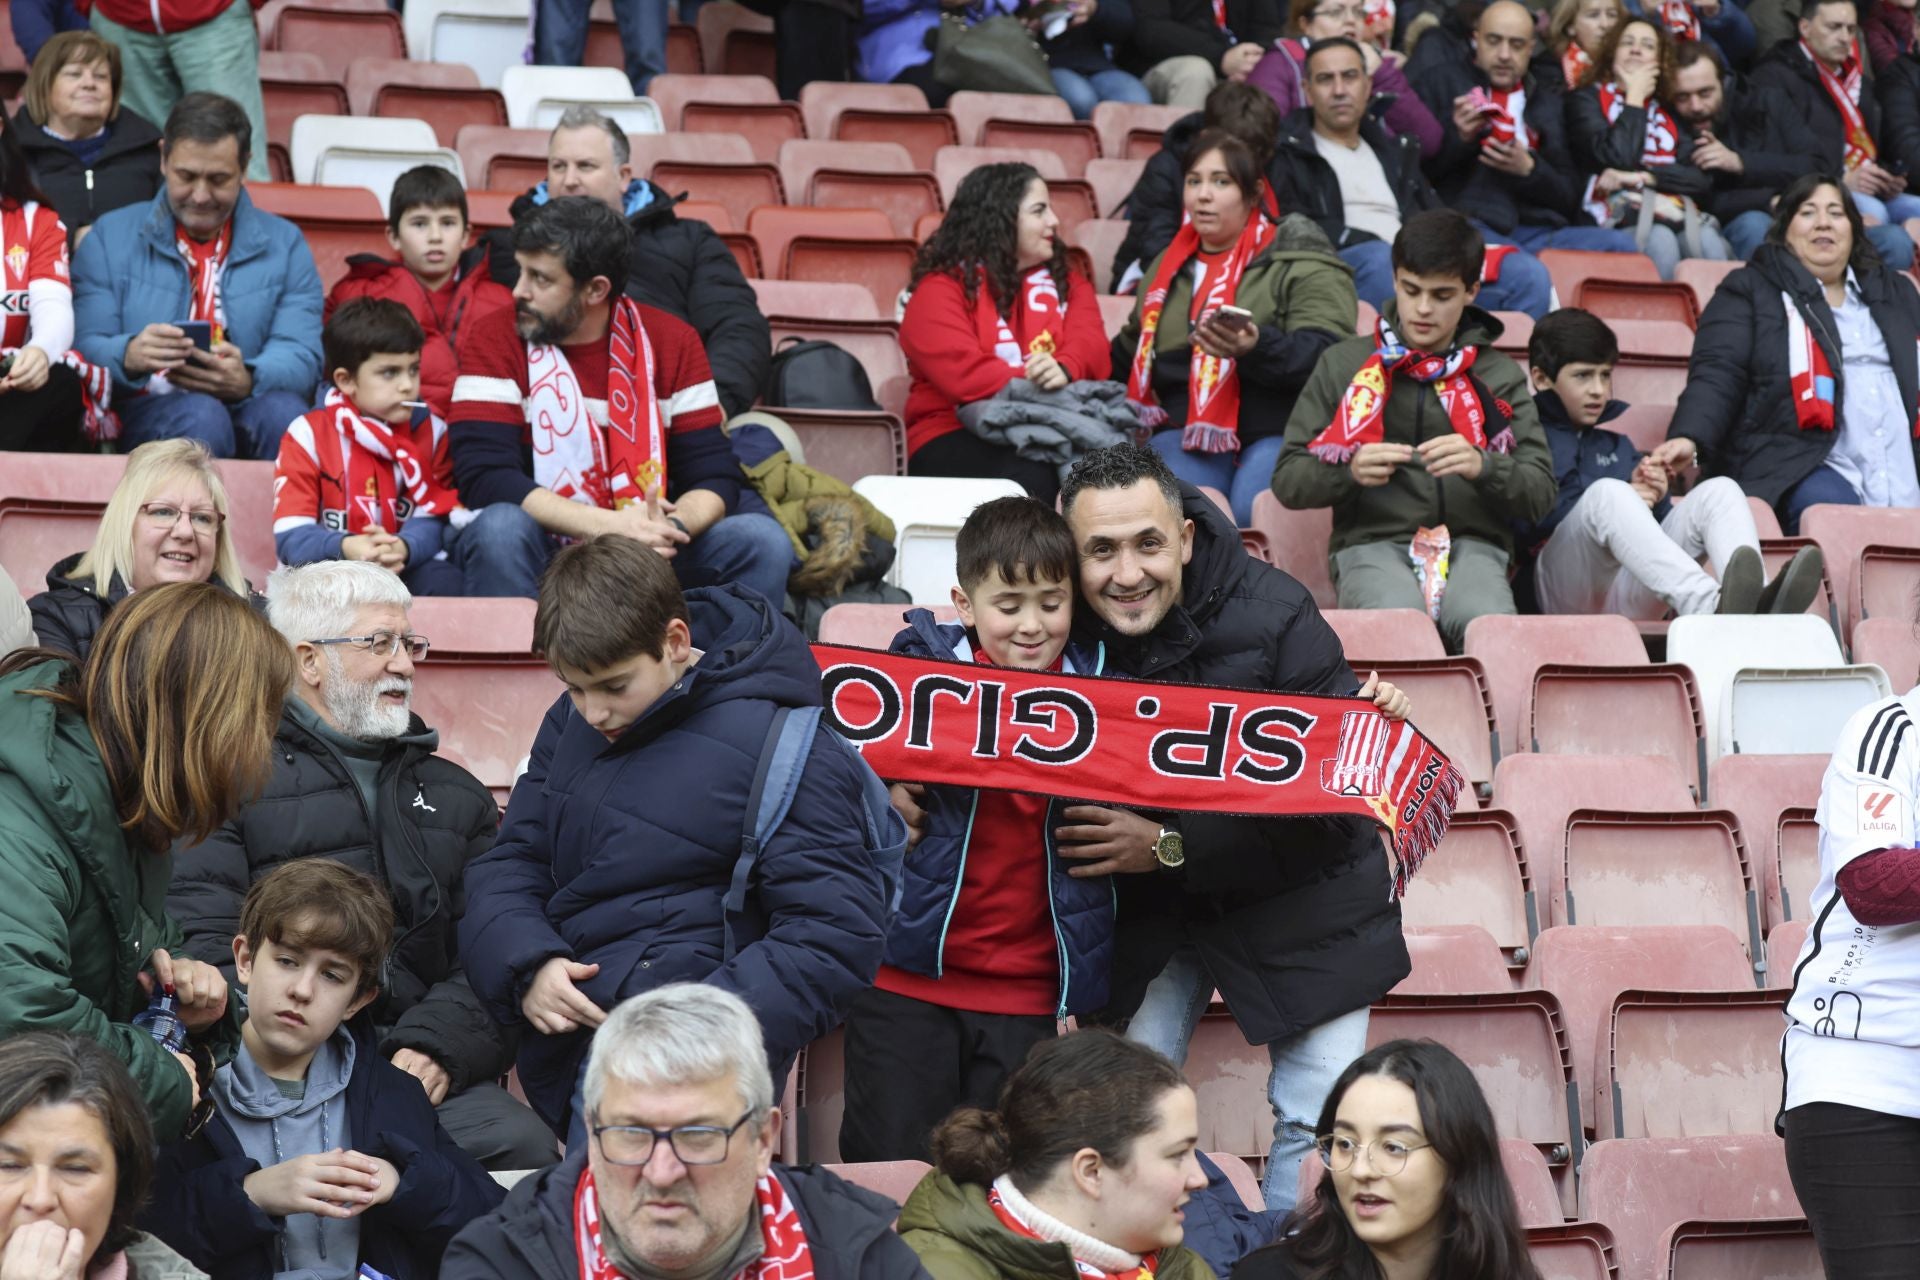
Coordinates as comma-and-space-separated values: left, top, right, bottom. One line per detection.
1475, 0, 1535, 88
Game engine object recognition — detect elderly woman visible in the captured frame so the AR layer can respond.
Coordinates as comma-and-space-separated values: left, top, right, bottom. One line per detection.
1657, 173, 1920, 533
0, 1031, 209, 1279
27, 439, 251, 662
10, 31, 162, 239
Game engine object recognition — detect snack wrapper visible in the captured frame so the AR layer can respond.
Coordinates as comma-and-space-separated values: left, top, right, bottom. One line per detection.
1410, 524, 1451, 622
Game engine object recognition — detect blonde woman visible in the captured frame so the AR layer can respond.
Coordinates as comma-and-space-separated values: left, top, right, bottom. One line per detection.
27, 438, 250, 661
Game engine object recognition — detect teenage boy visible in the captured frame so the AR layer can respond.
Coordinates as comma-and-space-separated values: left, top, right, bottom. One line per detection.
142, 859, 504, 1280
458, 534, 899, 1140
272, 298, 465, 597
840, 496, 1119, 1164
327, 165, 509, 420
1275, 209, 1556, 652
1517, 307, 1825, 618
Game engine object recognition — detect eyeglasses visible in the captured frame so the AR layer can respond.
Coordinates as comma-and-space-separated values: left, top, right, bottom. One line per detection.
308, 631, 432, 660
591, 1110, 757, 1167
138, 502, 223, 535
1315, 1134, 1433, 1176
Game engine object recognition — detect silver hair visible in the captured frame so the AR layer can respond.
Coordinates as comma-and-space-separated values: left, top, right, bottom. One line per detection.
552, 104, 630, 167
265, 561, 413, 648
583, 984, 774, 1119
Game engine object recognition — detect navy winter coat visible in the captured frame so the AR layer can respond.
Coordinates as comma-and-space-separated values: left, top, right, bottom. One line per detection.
882, 610, 1117, 1019
459, 585, 896, 1128
140, 1023, 505, 1280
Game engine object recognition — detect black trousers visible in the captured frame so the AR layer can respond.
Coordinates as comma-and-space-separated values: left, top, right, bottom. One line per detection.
0, 362, 85, 452
1785, 1101, 1920, 1278
909, 428, 1061, 507
838, 985, 1056, 1163
772, 0, 852, 102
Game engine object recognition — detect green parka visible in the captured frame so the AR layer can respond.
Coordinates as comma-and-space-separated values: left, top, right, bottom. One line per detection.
0, 659, 237, 1139
898, 1173, 1219, 1280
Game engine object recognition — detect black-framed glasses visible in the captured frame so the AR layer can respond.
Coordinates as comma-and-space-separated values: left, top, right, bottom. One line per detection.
1315, 1134, 1432, 1176
591, 1110, 757, 1166
137, 502, 223, 535
308, 631, 431, 660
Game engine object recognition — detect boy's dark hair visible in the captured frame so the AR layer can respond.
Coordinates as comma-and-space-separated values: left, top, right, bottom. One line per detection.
1060, 443, 1184, 519
535, 534, 689, 673
1528, 307, 1619, 379
162, 91, 251, 168
1392, 209, 1485, 287
324, 298, 424, 380
239, 860, 395, 997
512, 195, 632, 298
1201, 81, 1281, 173
956, 496, 1076, 592
388, 164, 469, 232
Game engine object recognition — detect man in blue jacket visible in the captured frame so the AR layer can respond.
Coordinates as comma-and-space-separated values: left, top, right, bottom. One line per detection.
72, 91, 321, 460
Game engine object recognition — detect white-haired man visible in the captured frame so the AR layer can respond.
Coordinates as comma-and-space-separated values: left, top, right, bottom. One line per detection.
167, 559, 557, 1170
444, 983, 931, 1280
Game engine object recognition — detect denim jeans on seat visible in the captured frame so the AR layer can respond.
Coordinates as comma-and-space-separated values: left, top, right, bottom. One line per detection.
1050, 67, 1152, 120
117, 388, 310, 460
1147, 431, 1287, 527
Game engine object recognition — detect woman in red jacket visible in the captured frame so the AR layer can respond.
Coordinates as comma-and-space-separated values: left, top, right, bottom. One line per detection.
901, 162, 1111, 504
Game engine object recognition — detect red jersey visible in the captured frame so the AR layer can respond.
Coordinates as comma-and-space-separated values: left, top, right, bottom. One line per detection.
0, 200, 68, 351
273, 397, 456, 536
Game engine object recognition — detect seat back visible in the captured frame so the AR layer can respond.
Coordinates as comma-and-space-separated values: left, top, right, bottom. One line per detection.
403, 0, 529, 86
776, 409, 907, 484
777, 138, 915, 193
1801, 505, 1920, 645
1775, 806, 1819, 929
1400, 810, 1536, 962
372, 85, 509, 146
1726, 666, 1891, 756
750, 278, 880, 321
1707, 754, 1828, 929
406, 598, 559, 799
1853, 615, 1920, 688
1525, 1224, 1618, 1280
1066, 218, 1128, 293
454, 124, 551, 191
261, 77, 349, 154
1573, 277, 1699, 327
1856, 544, 1920, 635
289, 114, 439, 184
799, 81, 929, 140
272, 6, 406, 78
1667, 614, 1850, 760
695, 0, 776, 77
1248, 491, 1333, 609
932, 145, 1068, 205
1605, 989, 1788, 1139
1322, 608, 1447, 661
820, 1161, 930, 1206
1561, 810, 1758, 958
345, 56, 480, 113
1463, 614, 1649, 758
946, 90, 1074, 145
499, 65, 642, 127
1537, 249, 1661, 304
1609, 402, 1673, 454
1086, 157, 1146, 220
1665, 1219, 1822, 1280
748, 206, 894, 279
645, 72, 779, 128
1765, 920, 1810, 990
1578, 1136, 1802, 1280
1675, 258, 1742, 313
1529, 664, 1706, 797
246, 182, 390, 292
1392, 925, 1513, 994
783, 238, 918, 314
1089, 101, 1189, 159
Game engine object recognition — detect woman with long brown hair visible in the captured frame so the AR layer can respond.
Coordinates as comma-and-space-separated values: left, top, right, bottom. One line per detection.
0, 580, 293, 1140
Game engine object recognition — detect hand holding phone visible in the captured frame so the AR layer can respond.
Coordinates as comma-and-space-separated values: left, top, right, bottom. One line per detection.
177, 321, 213, 353
1211, 304, 1255, 333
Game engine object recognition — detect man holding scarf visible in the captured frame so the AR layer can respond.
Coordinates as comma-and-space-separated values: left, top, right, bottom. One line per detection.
1274, 209, 1555, 652
448, 196, 794, 606
1055, 442, 1413, 1213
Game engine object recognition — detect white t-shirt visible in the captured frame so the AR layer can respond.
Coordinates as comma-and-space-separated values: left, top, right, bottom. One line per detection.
1311, 131, 1402, 243
1783, 688, 1920, 1119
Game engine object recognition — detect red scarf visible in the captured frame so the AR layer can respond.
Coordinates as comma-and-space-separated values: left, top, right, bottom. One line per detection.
1582, 82, 1681, 221
1657, 0, 1699, 41
1482, 85, 1540, 150
1308, 316, 1514, 465
1125, 191, 1277, 454
574, 1171, 814, 1280
987, 1185, 1158, 1280
1210, 0, 1226, 29
1804, 39, 1876, 170
527, 295, 666, 509
318, 387, 456, 527
1562, 43, 1593, 89
178, 220, 229, 342
976, 265, 1068, 370
1784, 288, 1920, 437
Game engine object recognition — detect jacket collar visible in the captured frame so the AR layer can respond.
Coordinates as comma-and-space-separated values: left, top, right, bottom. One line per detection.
137, 184, 268, 266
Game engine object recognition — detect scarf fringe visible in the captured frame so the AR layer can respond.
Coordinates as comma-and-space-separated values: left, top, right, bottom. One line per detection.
1181, 421, 1242, 454
1132, 399, 1169, 429
1388, 759, 1465, 900
1309, 441, 1356, 465
1489, 426, 1514, 455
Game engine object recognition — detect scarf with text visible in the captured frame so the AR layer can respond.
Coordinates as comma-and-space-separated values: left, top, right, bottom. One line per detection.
318, 386, 456, 527
977, 265, 1069, 370
1657, 0, 1700, 41
1482, 85, 1539, 150
1308, 316, 1514, 465
1561, 42, 1593, 89
575, 1171, 814, 1280
812, 644, 1464, 896
1804, 39, 1876, 170
1125, 193, 1277, 454
988, 1179, 1157, 1280
529, 295, 665, 509
1581, 82, 1682, 222
1784, 288, 1920, 436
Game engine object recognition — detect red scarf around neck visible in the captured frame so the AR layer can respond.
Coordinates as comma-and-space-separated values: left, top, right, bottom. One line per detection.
178, 220, 229, 342
575, 1171, 814, 1280
1307, 315, 1514, 465
1598, 81, 1680, 165
527, 295, 666, 510
1803, 38, 1876, 169
1657, 0, 1700, 40
987, 1185, 1158, 1280
1783, 287, 1920, 437
320, 386, 456, 528
1561, 42, 1593, 89
975, 265, 1068, 370
1481, 85, 1539, 150
1125, 190, 1277, 454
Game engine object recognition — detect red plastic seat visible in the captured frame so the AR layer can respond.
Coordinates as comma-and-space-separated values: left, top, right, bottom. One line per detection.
408, 599, 557, 803
344, 56, 478, 114
980, 118, 1101, 178
1561, 810, 1759, 959
465, 189, 516, 229
1774, 806, 1819, 929
747, 206, 894, 282
258, 49, 330, 80
656, 163, 784, 226
764, 317, 908, 419
1489, 308, 1532, 356
1525, 1223, 1618, 1279
246, 182, 388, 292
682, 100, 806, 165
1392, 925, 1512, 995
932, 145, 1070, 207
750, 278, 880, 321
1324, 607, 1497, 790
261, 78, 349, 154
1578, 1136, 1802, 1280
1248, 491, 1333, 609
1065, 219, 1127, 293
1322, 608, 1447, 661
1765, 919, 1810, 990
1400, 810, 1537, 963
696, 0, 776, 77
1090, 101, 1190, 160
1086, 157, 1145, 221
946, 90, 1075, 146
1097, 293, 1134, 341
372, 86, 508, 148
798, 81, 929, 141
777, 140, 940, 238
818, 603, 951, 648
777, 409, 907, 483
1707, 754, 1827, 929
455, 125, 553, 193
1801, 506, 1920, 645
833, 108, 958, 173
794, 1025, 846, 1160
665, 21, 703, 72
789, 234, 938, 312
1610, 318, 1697, 361
820, 1161, 929, 1205
1574, 277, 1700, 328
645, 72, 779, 127
1537, 249, 1661, 305
1610, 403, 1673, 455
1530, 664, 1707, 797
1605, 988, 1788, 1139
1665, 1218, 1821, 1279
1675, 258, 1742, 315
1208, 1152, 1264, 1212
1463, 614, 1650, 759
1855, 615, 1920, 688
1857, 543, 1920, 630
1609, 358, 1688, 407
271, 7, 406, 80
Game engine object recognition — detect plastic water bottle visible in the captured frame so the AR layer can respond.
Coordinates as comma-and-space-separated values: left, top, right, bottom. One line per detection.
131, 988, 187, 1054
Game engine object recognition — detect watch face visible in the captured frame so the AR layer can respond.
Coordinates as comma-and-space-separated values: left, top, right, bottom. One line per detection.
1157, 831, 1185, 867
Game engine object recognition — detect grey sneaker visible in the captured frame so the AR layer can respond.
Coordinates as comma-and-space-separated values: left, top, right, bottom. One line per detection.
1758, 544, 1826, 615
1716, 545, 1765, 614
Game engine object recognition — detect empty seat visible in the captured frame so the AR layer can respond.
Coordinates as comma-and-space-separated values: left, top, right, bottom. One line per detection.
645, 72, 779, 128
1392, 925, 1512, 995
981, 118, 1101, 178
1854, 615, 1920, 688
1066, 218, 1128, 294
1666, 1218, 1822, 1280
1605, 989, 1788, 1139
1464, 614, 1651, 759
1854, 544, 1920, 635
262, 77, 349, 156
247, 182, 390, 292
748, 206, 893, 280
1774, 806, 1819, 928
403, 0, 529, 87
1675, 257, 1742, 314
1561, 810, 1759, 955
1537, 249, 1661, 306
778, 410, 907, 484
1574, 277, 1699, 328
1765, 919, 1810, 990
784, 239, 918, 315
932, 145, 1069, 207
344, 56, 480, 114
271, 6, 406, 79
1707, 753, 1828, 928
1610, 403, 1673, 455
946, 90, 1075, 146
258, 49, 331, 79
1248, 491, 1334, 610
454, 124, 553, 191
817, 603, 950, 648
1609, 358, 1688, 406
405, 598, 559, 800
1801, 504, 1920, 644
679, 101, 804, 165
1400, 810, 1538, 965
750, 278, 880, 321
833, 105, 958, 172
373, 85, 508, 147
465, 188, 518, 228
1578, 1136, 1802, 1280
696, 0, 776, 77
1322, 608, 1498, 791
1322, 608, 1447, 661
776, 140, 938, 238
1667, 614, 1858, 761
499, 66, 661, 131
852, 476, 1029, 604
1090, 101, 1189, 160
821, 1161, 930, 1204
798, 81, 929, 142
1086, 157, 1145, 221
764, 318, 908, 418
288, 114, 455, 187
1525, 1223, 1618, 1280
1207, 1152, 1265, 1213
1530, 664, 1706, 797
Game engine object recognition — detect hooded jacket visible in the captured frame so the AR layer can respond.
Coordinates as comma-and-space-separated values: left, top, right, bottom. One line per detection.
26, 552, 260, 666
144, 1022, 506, 1280
1070, 488, 1410, 1045
168, 701, 511, 1093
898, 1172, 1219, 1280
1409, 59, 1585, 234
880, 610, 1115, 1018
1750, 37, 1889, 179
486, 178, 769, 419
442, 1150, 931, 1280
1273, 303, 1557, 557
1669, 240, 1920, 508
458, 584, 895, 1127
11, 103, 162, 237
326, 244, 512, 420
1271, 107, 1440, 249
0, 658, 241, 1140
1512, 391, 1665, 609
1112, 214, 1356, 446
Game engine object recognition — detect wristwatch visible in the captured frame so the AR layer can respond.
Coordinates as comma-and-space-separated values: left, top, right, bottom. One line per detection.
1153, 826, 1186, 870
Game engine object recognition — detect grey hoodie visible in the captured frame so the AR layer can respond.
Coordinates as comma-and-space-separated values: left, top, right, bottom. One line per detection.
212, 1027, 360, 1280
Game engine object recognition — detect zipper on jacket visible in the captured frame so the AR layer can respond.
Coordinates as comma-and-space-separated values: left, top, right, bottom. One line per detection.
1048, 643, 1106, 1018
384, 751, 447, 989
931, 791, 981, 978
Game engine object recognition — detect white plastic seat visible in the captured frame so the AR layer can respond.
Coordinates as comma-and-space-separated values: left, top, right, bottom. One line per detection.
528, 97, 662, 134
289, 117, 462, 208
1727, 666, 1892, 754
1667, 615, 1852, 760
851, 476, 1027, 605
501, 66, 659, 130
403, 0, 531, 89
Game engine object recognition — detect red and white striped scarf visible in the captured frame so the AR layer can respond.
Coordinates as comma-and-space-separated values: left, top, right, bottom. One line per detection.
1481, 85, 1540, 150
1657, 0, 1699, 41
987, 1181, 1159, 1280
1784, 288, 1920, 437
527, 295, 666, 510
1803, 39, 1877, 170
1308, 315, 1514, 463
1581, 82, 1681, 221
1561, 42, 1594, 89
317, 386, 455, 525
178, 221, 228, 337
574, 1171, 814, 1280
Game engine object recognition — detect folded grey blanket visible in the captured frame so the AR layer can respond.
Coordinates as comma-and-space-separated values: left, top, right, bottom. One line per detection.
956, 378, 1142, 479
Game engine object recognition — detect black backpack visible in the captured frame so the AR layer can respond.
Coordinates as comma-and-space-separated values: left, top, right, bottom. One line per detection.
763, 337, 881, 412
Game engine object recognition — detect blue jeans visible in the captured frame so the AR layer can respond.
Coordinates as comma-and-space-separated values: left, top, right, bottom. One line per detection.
1726, 207, 1916, 269
1782, 465, 1862, 535
401, 555, 465, 598
1477, 221, 1640, 302
117, 388, 309, 460
1148, 431, 1285, 527
1340, 238, 1554, 319
1049, 66, 1151, 121
536, 0, 665, 92
454, 501, 797, 606
1125, 944, 1372, 1213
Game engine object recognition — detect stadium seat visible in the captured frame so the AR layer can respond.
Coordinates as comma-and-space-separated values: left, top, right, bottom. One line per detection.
1321, 608, 1497, 792
817, 603, 951, 648
371, 86, 508, 148
645, 72, 778, 128
288, 114, 444, 182
932, 145, 1069, 208
1392, 925, 1512, 994
792, 1026, 845, 1161
1089, 101, 1189, 160
1524, 1223, 1617, 1280
1097, 294, 1135, 340
784, 239, 918, 315
1462, 614, 1650, 760
749, 278, 880, 321
1530, 664, 1706, 798
1066, 219, 1128, 294
465, 189, 517, 228
1800, 504, 1920, 644
695, 0, 776, 77
1560, 810, 1759, 958
774, 409, 907, 483
1488, 308, 1532, 356
1707, 754, 1827, 928
1604, 988, 1787, 1140
1400, 810, 1538, 964
822, 1161, 929, 1206
246, 182, 390, 292
270, 5, 406, 78
831, 107, 958, 172
1578, 1136, 1802, 1280
261, 77, 349, 159
946, 91, 1076, 147
258, 49, 331, 80
345, 56, 480, 114
853, 476, 1028, 604
1610, 403, 1673, 455
1856, 543, 1920, 633
1748, 497, 1785, 541
499, 66, 662, 132
1675, 258, 1742, 314
1208, 1152, 1265, 1212
1765, 919, 1809, 990
1184, 1011, 1271, 1160
404, 598, 557, 803
1573, 278, 1700, 328
678, 99, 805, 166
651, 161, 783, 227
1322, 608, 1447, 661
402, 0, 528, 87
763, 318, 908, 418
1537, 249, 1661, 307
748, 207, 892, 280
1757, 535, 1834, 625
1774, 806, 1819, 929
454, 125, 553, 191
1609, 358, 1687, 406
981, 119, 1102, 179
1195, 486, 1231, 520
1667, 614, 1884, 760
1854, 615, 1920, 688
798, 81, 929, 142
775, 141, 938, 239
1248, 491, 1334, 610
663, 20, 702, 73
1086, 157, 1145, 221
1665, 1219, 1822, 1280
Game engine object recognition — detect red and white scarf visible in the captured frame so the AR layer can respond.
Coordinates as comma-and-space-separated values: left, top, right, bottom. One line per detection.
318, 386, 456, 525
180, 221, 228, 338
1804, 39, 1876, 170
1210, 0, 1227, 29
979, 265, 1068, 370
1308, 316, 1514, 464
1582, 82, 1681, 222
575, 1169, 814, 1280
987, 1178, 1158, 1280
1657, 0, 1700, 41
1125, 191, 1277, 454
1784, 288, 1920, 437
528, 295, 665, 509
1561, 42, 1594, 89
1482, 85, 1539, 150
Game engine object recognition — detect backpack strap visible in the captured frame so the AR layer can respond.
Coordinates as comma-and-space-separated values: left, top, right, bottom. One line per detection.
724, 706, 821, 962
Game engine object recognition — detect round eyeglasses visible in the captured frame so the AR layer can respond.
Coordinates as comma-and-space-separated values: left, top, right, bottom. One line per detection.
1315, 1134, 1432, 1176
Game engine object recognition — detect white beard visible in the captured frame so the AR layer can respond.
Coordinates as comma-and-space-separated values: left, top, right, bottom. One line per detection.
321, 651, 413, 741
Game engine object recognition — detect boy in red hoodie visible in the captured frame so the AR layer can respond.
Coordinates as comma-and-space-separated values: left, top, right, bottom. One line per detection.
327, 166, 508, 419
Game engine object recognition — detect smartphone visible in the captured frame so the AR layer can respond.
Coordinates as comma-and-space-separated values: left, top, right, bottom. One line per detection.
1213, 304, 1256, 332
177, 320, 213, 352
